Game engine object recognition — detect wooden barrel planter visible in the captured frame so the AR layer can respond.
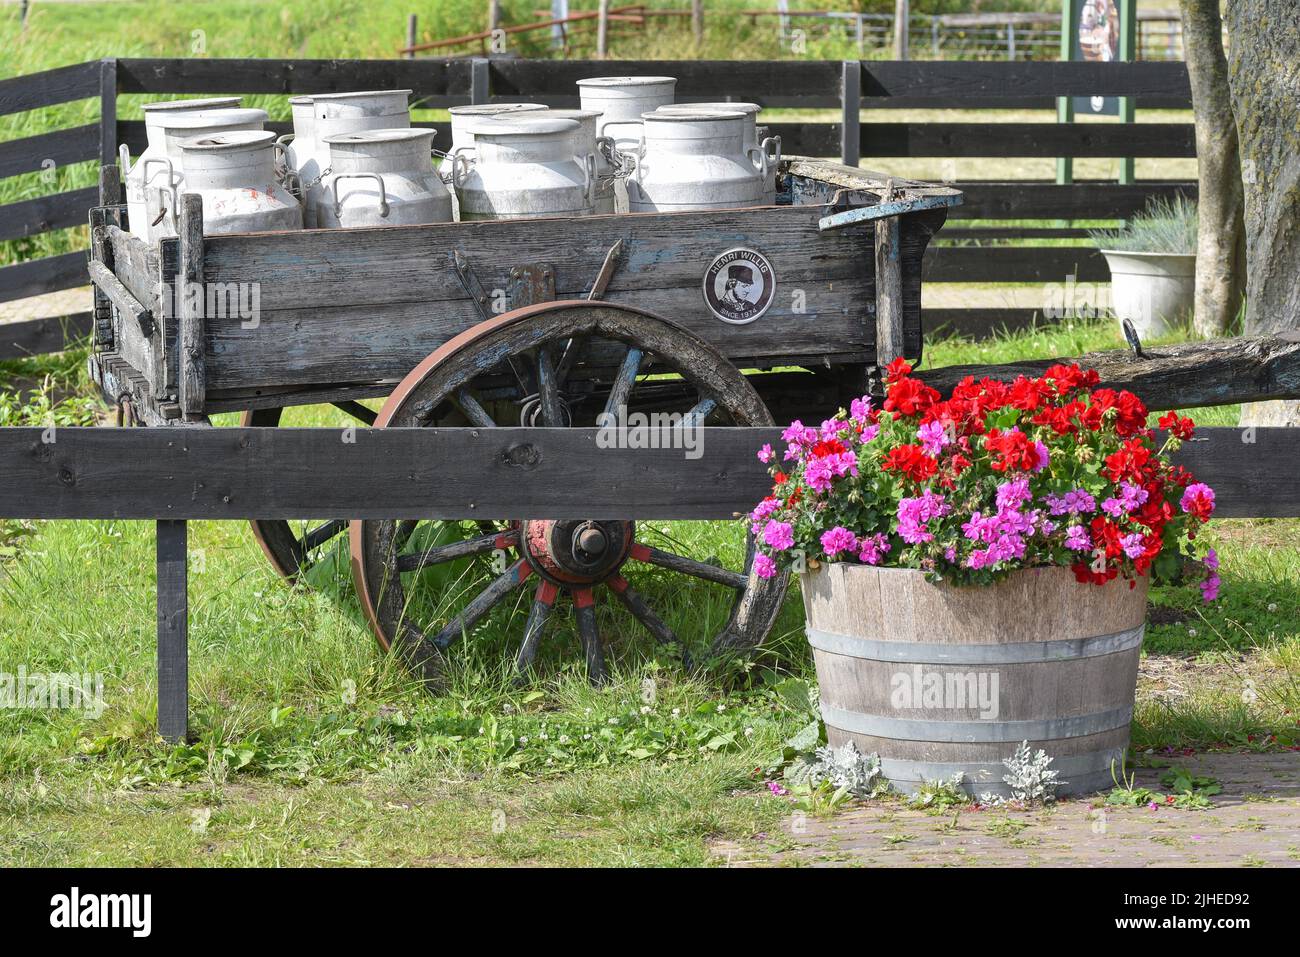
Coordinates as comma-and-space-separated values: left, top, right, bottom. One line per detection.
801, 564, 1148, 798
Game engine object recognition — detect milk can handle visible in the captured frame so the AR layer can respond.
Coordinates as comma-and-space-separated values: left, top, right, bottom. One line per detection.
581, 152, 597, 203
747, 146, 769, 180
332, 172, 389, 219
283, 171, 304, 207
271, 140, 291, 182
118, 143, 133, 178
595, 135, 618, 168
761, 135, 782, 168
154, 182, 179, 232
450, 152, 470, 189
141, 156, 174, 187
598, 119, 643, 144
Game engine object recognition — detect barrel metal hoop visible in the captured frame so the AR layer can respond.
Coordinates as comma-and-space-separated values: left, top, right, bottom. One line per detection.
806, 624, 1144, 665
821, 703, 1134, 742
876, 748, 1128, 787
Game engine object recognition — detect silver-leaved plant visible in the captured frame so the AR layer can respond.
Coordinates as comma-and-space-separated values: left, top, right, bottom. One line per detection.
786, 740, 886, 799
1001, 740, 1062, 804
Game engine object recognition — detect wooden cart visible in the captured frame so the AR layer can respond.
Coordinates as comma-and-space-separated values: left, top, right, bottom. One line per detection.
86, 158, 961, 682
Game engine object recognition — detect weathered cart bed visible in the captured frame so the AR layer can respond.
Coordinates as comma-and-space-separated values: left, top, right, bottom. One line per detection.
86, 157, 960, 681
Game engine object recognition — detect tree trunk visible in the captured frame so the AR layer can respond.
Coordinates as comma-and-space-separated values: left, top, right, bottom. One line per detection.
1226, 1, 1300, 426
1179, 0, 1245, 338
692, 0, 704, 47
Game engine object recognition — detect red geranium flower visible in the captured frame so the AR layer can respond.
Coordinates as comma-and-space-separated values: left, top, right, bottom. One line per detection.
984, 428, 1039, 472
1158, 411, 1195, 441
882, 444, 938, 482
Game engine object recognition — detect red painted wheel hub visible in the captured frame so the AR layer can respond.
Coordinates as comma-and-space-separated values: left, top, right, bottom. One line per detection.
521, 519, 634, 585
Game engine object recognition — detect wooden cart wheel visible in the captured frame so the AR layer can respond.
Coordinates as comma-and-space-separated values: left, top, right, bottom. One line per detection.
241, 404, 375, 580
349, 300, 788, 685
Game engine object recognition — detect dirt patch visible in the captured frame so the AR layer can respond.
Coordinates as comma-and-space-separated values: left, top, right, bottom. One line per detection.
713, 751, 1300, 867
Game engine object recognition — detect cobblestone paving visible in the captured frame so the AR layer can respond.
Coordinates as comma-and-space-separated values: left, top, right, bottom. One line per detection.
713, 752, 1300, 867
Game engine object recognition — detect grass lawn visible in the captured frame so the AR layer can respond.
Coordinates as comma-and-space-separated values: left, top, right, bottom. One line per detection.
1, 317, 1297, 867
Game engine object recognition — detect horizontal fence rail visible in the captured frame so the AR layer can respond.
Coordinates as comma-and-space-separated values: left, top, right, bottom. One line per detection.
0, 426, 1295, 520
2, 56, 1196, 359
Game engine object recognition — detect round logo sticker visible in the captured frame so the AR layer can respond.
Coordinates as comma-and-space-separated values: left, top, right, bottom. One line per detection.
702, 248, 775, 325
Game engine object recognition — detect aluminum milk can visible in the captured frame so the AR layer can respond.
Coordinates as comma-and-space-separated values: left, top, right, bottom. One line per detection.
655, 102, 780, 204
302, 91, 412, 228
145, 108, 269, 241
172, 130, 302, 235
534, 108, 617, 214
576, 76, 676, 152
122, 97, 242, 239
626, 110, 765, 212
317, 128, 453, 229
454, 116, 595, 221
446, 103, 548, 160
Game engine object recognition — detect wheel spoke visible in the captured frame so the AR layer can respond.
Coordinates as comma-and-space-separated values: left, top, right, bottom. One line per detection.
573, 588, 607, 684
429, 559, 532, 650
514, 580, 560, 676
454, 388, 497, 428
685, 396, 717, 425
554, 335, 586, 387
603, 346, 643, 419
628, 542, 746, 590
301, 519, 347, 553
607, 575, 690, 669
396, 529, 517, 573
332, 400, 378, 425
535, 346, 564, 427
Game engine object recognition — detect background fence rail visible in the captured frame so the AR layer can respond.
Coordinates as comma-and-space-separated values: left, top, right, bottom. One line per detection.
1, 56, 1196, 360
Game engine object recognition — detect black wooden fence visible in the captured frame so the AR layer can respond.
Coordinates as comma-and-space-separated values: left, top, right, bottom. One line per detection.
2, 57, 1195, 360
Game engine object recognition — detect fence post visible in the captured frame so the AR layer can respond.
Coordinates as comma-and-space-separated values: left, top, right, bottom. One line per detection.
98, 58, 117, 169
1118, 0, 1137, 185
893, 0, 910, 60
1055, 0, 1076, 186
471, 57, 490, 105
156, 519, 189, 743
405, 15, 417, 59
840, 60, 860, 168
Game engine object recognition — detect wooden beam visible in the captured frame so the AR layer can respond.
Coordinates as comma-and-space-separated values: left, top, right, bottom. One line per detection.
0, 312, 93, 361
178, 194, 205, 418
155, 519, 188, 743
916, 334, 1300, 412
0, 424, 1297, 520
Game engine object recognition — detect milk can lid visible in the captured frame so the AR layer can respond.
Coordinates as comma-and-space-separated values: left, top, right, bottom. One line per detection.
464, 116, 582, 137
178, 129, 277, 152
577, 75, 677, 88
156, 107, 268, 129
322, 127, 436, 146
313, 89, 413, 102
658, 101, 762, 116
449, 103, 548, 117
642, 109, 746, 123
143, 97, 242, 113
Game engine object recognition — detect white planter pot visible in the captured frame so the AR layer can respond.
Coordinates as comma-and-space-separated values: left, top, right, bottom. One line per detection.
1099, 249, 1195, 339
174, 130, 302, 236
144, 108, 269, 242
454, 116, 595, 221
317, 128, 453, 229
301, 91, 412, 228
577, 75, 676, 153
627, 110, 765, 212
122, 97, 242, 239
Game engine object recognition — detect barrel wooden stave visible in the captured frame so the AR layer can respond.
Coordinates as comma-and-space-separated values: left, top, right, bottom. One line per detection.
802, 564, 1147, 798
